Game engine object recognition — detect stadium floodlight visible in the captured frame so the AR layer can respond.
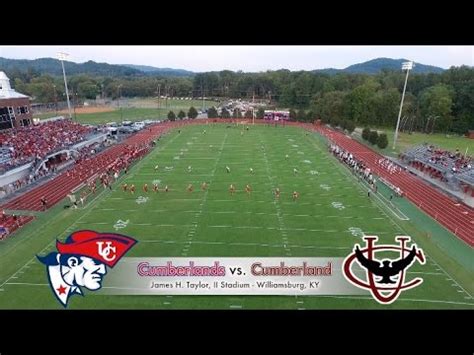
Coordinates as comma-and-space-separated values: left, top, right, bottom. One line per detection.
57, 52, 72, 119
393, 61, 414, 150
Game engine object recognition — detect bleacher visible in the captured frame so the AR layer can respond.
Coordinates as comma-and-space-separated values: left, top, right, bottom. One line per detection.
0, 212, 35, 240
400, 143, 474, 191
0, 147, 12, 165
0, 119, 94, 173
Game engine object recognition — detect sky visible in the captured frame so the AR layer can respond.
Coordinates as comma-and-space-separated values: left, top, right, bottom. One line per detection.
0, 46, 472, 72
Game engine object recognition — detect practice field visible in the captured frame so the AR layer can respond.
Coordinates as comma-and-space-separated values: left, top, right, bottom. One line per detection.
34, 98, 219, 124
354, 127, 474, 158
0, 124, 472, 309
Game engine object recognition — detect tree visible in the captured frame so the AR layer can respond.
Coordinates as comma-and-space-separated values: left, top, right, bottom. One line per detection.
362, 127, 371, 141
347, 81, 379, 125
316, 91, 347, 124
188, 106, 198, 119
168, 111, 176, 121
368, 130, 379, 145
306, 110, 315, 122
330, 117, 340, 128
419, 84, 453, 132
256, 108, 265, 119
244, 110, 253, 118
377, 133, 388, 149
207, 106, 218, 118
296, 109, 306, 122
345, 120, 356, 134
372, 88, 401, 127
289, 109, 297, 121
178, 110, 186, 120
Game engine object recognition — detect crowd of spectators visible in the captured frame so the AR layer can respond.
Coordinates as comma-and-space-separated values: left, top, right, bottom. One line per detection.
400, 144, 473, 188
0, 119, 93, 173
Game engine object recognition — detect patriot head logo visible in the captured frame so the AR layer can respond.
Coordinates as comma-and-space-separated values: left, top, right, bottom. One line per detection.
343, 236, 425, 304
37, 230, 137, 307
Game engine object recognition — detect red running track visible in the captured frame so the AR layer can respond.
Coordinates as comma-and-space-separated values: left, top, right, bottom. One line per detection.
1, 121, 187, 212
3, 119, 472, 246
0, 215, 35, 239
310, 125, 473, 247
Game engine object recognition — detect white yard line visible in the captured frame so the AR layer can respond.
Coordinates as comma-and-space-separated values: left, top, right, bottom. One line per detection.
309, 131, 472, 299
0, 130, 181, 290
0, 180, 118, 290
258, 131, 292, 260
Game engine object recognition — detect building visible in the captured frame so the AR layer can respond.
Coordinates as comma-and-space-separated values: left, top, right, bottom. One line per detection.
264, 110, 290, 121
0, 71, 32, 130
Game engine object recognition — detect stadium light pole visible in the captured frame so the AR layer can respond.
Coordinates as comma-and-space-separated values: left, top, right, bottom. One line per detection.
393, 61, 414, 150
57, 52, 72, 120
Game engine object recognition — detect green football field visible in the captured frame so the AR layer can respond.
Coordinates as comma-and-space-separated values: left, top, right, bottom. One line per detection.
0, 124, 472, 309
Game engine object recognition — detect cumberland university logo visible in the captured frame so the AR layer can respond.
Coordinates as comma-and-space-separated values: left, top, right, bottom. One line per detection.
37, 230, 137, 307
343, 236, 425, 304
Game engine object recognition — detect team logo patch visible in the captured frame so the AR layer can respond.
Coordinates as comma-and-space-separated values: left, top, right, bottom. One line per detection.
37, 230, 137, 307
136, 196, 149, 204
343, 236, 425, 304
113, 219, 129, 231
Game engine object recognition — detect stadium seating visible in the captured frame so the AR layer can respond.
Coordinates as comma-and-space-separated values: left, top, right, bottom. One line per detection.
312, 124, 474, 247
1, 121, 179, 213
0, 213, 35, 240
0, 119, 93, 172
400, 144, 473, 189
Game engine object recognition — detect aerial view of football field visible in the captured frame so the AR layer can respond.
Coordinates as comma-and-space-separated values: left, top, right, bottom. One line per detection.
1, 123, 472, 309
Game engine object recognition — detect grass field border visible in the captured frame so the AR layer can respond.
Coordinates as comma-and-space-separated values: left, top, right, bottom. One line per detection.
0, 124, 472, 309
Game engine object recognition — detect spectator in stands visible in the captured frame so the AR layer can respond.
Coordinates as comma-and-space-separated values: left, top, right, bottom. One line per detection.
0, 119, 93, 172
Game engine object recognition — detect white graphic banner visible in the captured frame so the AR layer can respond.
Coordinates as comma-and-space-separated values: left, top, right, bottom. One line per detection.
101, 258, 366, 295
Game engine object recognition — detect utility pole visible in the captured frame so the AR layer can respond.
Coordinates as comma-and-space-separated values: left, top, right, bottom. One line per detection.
424, 116, 431, 133
201, 84, 205, 112
431, 116, 438, 134
393, 61, 414, 150
118, 84, 123, 125
157, 84, 161, 109
57, 52, 72, 119
73, 90, 77, 121
252, 91, 255, 125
